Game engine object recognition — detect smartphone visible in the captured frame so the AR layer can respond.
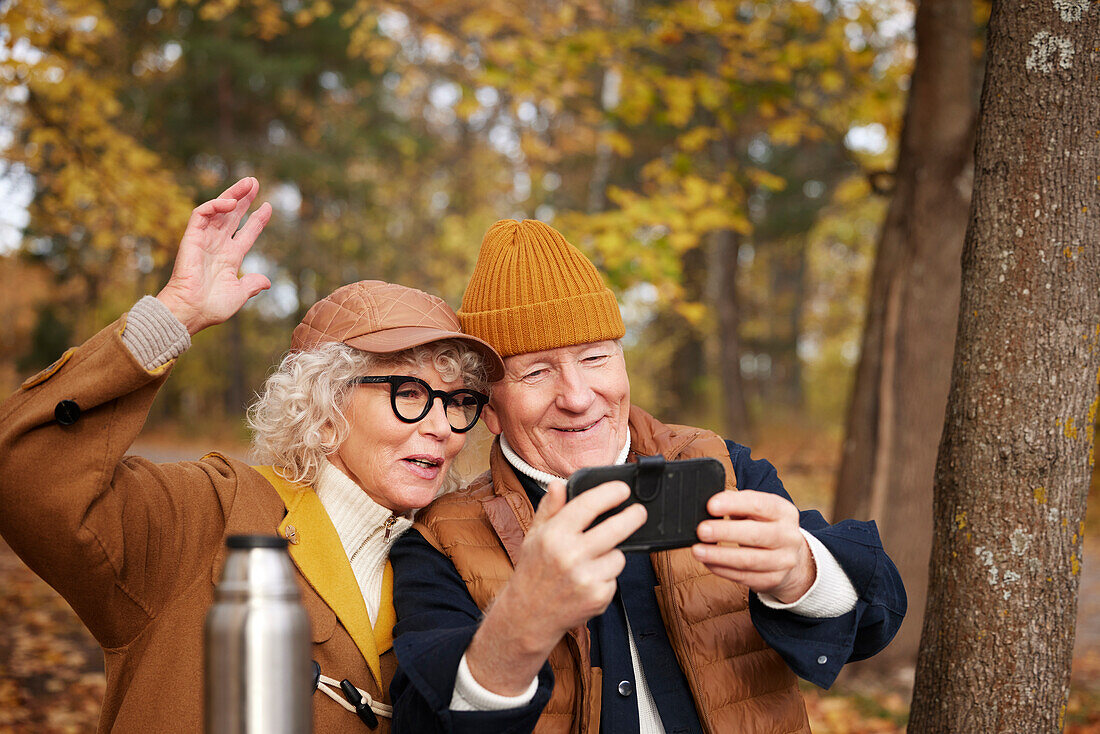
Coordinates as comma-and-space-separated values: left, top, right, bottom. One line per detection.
565, 455, 725, 552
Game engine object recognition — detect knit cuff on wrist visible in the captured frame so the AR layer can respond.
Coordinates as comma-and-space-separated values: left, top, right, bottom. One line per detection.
756, 529, 859, 618
123, 296, 191, 370
450, 652, 538, 711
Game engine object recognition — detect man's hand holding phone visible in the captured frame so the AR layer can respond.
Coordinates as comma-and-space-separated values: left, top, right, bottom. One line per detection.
465, 480, 647, 696
692, 489, 816, 604
512, 479, 647, 634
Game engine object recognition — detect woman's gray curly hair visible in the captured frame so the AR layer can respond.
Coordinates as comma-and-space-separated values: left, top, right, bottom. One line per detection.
248, 339, 490, 488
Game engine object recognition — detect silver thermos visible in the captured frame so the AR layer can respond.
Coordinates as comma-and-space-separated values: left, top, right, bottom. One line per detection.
205, 535, 312, 734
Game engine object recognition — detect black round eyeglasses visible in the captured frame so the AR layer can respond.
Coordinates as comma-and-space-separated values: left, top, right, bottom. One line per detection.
350, 375, 489, 433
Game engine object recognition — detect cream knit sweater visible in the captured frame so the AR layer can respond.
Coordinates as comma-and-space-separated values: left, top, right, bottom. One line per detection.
313, 460, 412, 624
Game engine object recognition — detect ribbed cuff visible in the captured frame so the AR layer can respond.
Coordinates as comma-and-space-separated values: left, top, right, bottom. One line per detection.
450, 653, 538, 711
756, 529, 859, 618
122, 296, 191, 370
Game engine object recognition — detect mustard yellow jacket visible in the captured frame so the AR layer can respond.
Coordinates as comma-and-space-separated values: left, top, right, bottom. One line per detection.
0, 315, 394, 733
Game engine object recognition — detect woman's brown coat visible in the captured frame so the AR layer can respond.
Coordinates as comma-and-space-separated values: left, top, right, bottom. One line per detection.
0, 316, 394, 733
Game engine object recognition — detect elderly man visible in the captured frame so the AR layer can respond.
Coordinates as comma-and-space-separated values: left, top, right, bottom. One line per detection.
389, 220, 905, 733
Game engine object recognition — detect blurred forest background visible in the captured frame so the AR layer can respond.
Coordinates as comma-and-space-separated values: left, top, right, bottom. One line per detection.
0, 0, 917, 431
0, 0, 1097, 731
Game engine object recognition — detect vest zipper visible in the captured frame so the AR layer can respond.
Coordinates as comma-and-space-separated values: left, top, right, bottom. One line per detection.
383, 514, 398, 540
565, 628, 590, 734
653, 552, 715, 734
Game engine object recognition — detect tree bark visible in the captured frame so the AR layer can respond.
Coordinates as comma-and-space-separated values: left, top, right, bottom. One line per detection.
832, 0, 977, 677
908, 0, 1099, 728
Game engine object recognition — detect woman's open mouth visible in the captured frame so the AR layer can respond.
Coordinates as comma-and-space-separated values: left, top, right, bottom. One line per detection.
403, 455, 444, 479
405, 457, 441, 468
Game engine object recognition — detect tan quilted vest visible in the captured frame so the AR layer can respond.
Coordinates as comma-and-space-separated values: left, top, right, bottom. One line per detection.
415, 406, 810, 734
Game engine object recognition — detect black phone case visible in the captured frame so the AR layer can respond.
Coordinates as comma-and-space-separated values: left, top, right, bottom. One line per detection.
565, 455, 725, 552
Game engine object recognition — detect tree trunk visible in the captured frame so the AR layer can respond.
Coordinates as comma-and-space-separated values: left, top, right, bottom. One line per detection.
782, 238, 808, 409
706, 129, 752, 440
908, 0, 1099, 728
656, 245, 710, 425
587, 0, 632, 214
710, 227, 752, 441
832, 0, 976, 678
217, 66, 248, 416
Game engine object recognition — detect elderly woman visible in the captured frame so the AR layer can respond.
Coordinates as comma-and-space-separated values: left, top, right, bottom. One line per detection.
0, 178, 503, 734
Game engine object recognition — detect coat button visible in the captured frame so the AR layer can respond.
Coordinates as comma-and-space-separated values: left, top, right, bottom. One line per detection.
817, 655, 828, 665
54, 400, 81, 426
284, 525, 299, 544
617, 680, 633, 697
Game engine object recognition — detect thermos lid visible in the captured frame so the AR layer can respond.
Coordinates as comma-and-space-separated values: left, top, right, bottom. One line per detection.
226, 535, 289, 550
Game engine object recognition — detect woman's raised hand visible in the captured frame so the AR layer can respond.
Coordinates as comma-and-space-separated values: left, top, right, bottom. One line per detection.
156, 177, 272, 335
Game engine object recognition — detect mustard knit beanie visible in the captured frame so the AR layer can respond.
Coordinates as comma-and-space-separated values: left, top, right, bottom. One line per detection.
458, 219, 625, 358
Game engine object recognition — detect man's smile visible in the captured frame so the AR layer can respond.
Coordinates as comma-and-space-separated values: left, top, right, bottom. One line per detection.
554, 419, 603, 433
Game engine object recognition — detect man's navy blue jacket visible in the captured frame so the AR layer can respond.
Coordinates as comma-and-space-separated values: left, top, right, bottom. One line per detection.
389, 441, 906, 734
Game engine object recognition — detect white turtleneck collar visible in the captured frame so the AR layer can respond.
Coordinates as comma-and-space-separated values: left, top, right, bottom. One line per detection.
499, 430, 632, 490
314, 459, 413, 624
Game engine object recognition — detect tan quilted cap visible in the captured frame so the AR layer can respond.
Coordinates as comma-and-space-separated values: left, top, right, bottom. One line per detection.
291, 280, 504, 381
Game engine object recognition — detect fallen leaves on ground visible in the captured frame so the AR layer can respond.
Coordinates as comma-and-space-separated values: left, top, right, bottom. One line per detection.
0, 539, 105, 734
